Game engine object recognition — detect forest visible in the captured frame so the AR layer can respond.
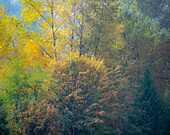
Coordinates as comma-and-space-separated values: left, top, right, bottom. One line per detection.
0, 0, 169, 135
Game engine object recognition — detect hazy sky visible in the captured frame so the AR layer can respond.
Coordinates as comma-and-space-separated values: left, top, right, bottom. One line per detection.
10, 0, 18, 4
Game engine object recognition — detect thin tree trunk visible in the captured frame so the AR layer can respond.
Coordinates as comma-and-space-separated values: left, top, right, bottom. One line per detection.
51, 0, 57, 61
94, 2, 104, 57
79, 23, 83, 57
71, 1, 76, 52
79, 2, 84, 57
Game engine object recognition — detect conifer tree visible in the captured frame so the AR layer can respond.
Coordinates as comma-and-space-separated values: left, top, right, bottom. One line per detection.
124, 68, 167, 135
0, 98, 9, 135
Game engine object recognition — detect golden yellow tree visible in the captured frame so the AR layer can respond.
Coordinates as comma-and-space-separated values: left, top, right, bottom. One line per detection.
20, 0, 73, 62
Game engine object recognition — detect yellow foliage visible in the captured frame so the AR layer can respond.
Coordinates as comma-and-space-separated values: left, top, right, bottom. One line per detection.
98, 111, 105, 115
38, 89, 41, 93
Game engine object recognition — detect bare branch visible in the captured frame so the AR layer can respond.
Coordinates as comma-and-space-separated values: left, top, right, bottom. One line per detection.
40, 46, 54, 59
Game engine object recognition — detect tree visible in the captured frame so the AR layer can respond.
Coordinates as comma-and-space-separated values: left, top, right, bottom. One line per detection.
136, 0, 170, 30
0, 6, 26, 71
9, 54, 122, 135
49, 54, 121, 134
0, 98, 9, 135
16, 98, 64, 135
124, 68, 167, 135
84, 0, 124, 66
115, 0, 169, 103
20, 0, 73, 61
1, 58, 50, 134
0, 1, 169, 134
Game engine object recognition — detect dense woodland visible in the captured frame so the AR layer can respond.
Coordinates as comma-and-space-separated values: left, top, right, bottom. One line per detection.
0, 0, 169, 134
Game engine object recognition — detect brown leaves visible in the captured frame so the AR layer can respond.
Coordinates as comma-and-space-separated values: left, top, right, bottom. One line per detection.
15, 99, 64, 135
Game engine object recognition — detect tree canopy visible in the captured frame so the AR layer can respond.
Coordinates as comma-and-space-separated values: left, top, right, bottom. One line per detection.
0, 0, 169, 134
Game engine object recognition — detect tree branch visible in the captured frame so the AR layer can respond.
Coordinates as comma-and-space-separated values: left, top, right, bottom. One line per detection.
41, 46, 54, 59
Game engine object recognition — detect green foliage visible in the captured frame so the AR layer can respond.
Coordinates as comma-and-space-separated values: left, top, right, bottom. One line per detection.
2, 59, 50, 102
136, 0, 170, 30
0, 98, 9, 135
124, 68, 168, 135
1, 58, 51, 134
0, 55, 121, 135
117, 0, 170, 106
2, 59, 29, 102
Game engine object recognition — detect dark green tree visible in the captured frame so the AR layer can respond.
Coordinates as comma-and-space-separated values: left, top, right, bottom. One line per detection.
0, 98, 9, 135
124, 68, 168, 135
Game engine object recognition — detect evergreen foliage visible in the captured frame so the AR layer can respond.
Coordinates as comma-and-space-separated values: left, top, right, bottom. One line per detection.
124, 68, 167, 135
0, 98, 9, 135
